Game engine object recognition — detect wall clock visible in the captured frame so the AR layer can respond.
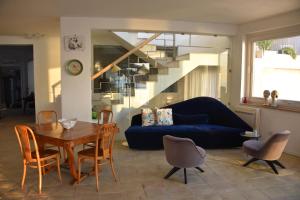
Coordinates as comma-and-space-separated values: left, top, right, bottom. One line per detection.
66, 59, 83, 76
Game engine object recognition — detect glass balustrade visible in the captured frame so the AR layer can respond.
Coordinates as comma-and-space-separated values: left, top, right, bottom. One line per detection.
91, 30, 231, 126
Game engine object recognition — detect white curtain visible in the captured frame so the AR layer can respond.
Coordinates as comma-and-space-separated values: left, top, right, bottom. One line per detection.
184, 66, 219, 100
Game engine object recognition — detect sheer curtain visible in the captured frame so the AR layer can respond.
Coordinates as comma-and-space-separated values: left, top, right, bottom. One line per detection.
184, 66, 219, 100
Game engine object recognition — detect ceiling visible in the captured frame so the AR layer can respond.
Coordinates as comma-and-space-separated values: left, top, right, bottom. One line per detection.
0, 0, 299, 36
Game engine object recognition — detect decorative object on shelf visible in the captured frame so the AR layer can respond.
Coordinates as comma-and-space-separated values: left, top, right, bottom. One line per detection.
271, 90, 278, 107
66, 59, 83, 76
263, 90, 270, 105
64, 34, 84, 51
92, 111, 97, 120
58, 118, 77, 129
242, 97, 247, 104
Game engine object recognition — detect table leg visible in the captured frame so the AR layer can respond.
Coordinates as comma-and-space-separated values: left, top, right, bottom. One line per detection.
64, 142, 78, 182
63, 143, 89, 185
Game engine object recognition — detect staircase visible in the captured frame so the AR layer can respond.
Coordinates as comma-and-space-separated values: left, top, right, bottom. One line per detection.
102, 32, 220, 135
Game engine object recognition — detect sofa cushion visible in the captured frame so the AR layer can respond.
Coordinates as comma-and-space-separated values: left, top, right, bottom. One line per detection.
173, 113, 209, 125
141, 108, 156, 126
156, 108, 173, 126
125, 124, 246, 149
127, 124, 243, 136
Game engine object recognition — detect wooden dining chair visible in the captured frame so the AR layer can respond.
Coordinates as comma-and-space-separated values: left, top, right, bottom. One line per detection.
77, 123, 118, 191
37, 110, 58, 125
97, 109, 113, 124
37, 110, 65, 160
83, 109, 114, 149
14, 125, 62, 194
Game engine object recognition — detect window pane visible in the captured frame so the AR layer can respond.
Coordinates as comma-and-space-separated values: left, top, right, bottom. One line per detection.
252, 36, 300, 101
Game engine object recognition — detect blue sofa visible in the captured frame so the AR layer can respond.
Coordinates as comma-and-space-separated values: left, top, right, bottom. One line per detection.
125, 97, 252, 150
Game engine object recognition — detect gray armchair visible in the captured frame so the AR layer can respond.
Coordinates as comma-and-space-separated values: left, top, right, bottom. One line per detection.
163, 135, 206, 184
243, 130, 290, 174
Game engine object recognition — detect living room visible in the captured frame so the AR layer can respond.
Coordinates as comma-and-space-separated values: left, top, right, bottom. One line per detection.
0, 1, 300, 199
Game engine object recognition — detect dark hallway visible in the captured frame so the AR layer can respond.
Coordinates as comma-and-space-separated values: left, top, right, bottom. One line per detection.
0, 45, 34, 117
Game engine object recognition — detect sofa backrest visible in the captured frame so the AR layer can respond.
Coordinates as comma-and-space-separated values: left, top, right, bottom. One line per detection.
131, 97, 252, 131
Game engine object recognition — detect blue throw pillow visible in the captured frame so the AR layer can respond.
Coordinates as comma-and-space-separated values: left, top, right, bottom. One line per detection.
173, 113, 209, 125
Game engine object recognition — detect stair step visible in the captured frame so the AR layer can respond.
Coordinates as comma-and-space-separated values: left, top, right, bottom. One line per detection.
145, 51, 166, 58
111, 99, 123, 105
164, 60, 180, 68
155, 57, 174, 63
140, 44, 157, 52
176, 54, 190, 61
149, 67, 168, 75
148, 74, 158, 81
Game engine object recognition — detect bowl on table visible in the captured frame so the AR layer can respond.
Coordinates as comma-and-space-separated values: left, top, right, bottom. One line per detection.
58, 118, 77, 129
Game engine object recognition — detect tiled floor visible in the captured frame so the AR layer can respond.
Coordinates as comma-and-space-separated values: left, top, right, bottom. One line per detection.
1, 113, 300, 200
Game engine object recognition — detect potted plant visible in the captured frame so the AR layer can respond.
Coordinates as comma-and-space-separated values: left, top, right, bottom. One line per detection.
279, 47, 297, 59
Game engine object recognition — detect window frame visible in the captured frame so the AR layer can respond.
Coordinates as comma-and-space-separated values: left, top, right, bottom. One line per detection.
245, 24, 300, 111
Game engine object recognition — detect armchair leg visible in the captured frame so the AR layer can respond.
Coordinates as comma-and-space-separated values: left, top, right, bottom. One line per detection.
266, 161, 279, 174
273, 160, 286, 169
195, 167, 204, 173
243, 158, 258, 167
164, 167, 180, 179
184, 168, 187, 184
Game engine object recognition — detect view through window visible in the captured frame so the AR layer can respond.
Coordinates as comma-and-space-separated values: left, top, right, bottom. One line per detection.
251, 35, 300, 101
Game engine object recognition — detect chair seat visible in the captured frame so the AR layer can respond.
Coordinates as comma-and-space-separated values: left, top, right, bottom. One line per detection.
32, 149, 59, 159
243, 140, 263, 157
78, 147, 103, 157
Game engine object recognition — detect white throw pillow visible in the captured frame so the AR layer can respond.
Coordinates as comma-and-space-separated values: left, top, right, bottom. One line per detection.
141, 108, 156, 126
156, 108, 173, 126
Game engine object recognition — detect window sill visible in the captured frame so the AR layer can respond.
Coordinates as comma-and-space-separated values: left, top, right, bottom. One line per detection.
240, 102, 300, 114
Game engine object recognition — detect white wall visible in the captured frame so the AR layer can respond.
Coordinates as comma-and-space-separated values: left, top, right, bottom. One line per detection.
0, 36, 61, 118
60, 17, 237, 123
60, 19, 92, 121
231, 10, 300, 156
148, 78, 185, 108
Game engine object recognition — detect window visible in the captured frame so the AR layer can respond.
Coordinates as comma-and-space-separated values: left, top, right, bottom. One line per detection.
246, 25, 300, 110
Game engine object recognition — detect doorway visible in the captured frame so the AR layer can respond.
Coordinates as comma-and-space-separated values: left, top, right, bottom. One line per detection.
0, 45, 34, 117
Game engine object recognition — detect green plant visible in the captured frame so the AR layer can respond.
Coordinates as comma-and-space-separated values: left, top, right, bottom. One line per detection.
281, 47, 297, 59
257, 40, 272, 51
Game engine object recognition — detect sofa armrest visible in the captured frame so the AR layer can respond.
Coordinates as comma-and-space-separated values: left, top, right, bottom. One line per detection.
131, 114, 142, 126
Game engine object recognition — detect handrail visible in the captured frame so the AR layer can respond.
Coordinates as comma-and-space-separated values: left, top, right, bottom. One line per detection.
91, 33, 161, 80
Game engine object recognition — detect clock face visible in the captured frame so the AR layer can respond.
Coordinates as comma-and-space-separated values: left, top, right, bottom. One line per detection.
66, 59, 83, 76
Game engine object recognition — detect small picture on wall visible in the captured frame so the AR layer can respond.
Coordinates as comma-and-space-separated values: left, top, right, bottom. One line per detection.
64, 34, 84, 51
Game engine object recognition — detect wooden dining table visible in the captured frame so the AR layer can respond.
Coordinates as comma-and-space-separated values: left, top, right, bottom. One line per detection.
31, 121, 118, 183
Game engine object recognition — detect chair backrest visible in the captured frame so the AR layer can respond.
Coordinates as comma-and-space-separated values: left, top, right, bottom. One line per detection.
95, 123, 116, 160
260, 130, 291, 160
97, 109, 113, 125
14, 125, 40, 162
37, 110, 58, 125
163, 135, 204, 168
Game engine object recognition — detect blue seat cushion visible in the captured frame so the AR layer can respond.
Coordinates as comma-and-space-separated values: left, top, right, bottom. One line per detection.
125, 124, 246, 149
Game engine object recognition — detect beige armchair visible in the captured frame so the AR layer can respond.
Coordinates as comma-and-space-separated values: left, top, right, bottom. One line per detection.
243, 130, 290, 174
163, 135, 206, 184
